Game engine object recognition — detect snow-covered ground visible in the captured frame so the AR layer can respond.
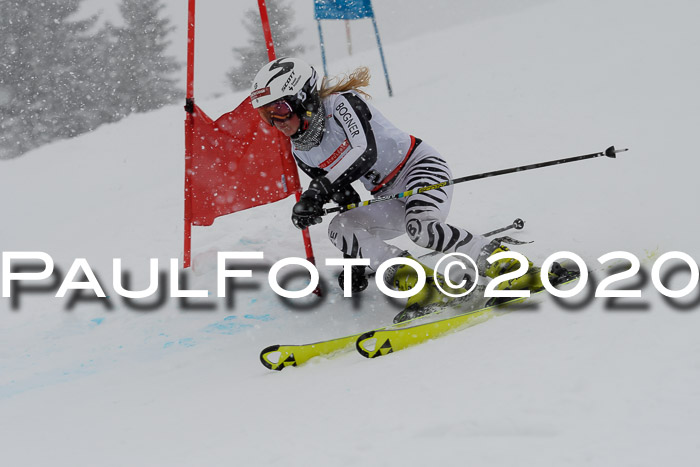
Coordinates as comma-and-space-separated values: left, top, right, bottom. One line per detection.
2, 1, 700, 466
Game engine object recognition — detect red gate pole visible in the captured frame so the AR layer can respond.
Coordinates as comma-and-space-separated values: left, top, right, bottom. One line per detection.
257, 0, 276, 62
257, 0, 320, 282
183, 0, 196, 268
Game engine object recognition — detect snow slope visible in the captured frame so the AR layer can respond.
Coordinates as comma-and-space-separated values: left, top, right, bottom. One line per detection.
2, 1, 700, 466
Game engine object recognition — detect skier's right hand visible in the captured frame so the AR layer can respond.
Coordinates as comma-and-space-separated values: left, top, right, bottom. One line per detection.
292, 198, 324, 230
331, 185, 361, 206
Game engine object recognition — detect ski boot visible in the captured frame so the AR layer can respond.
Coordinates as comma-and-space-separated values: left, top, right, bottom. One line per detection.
478, 240, 579, 305
480, 242, 542, 291
386, 254, 470, 323
337, 264, 369, 293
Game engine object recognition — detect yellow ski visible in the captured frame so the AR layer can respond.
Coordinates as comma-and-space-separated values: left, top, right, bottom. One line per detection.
261, 275, 580, 369
259, 289, 486, 370
356, 276, 580, 359
260, 334, 362, 371
356, 300, 509, 358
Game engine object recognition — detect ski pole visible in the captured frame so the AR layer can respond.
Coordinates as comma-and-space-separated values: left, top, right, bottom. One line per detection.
483, 218, 524, 237
365, 217, 527, 270
416, 218, 527, 261
323, 146, 628, 216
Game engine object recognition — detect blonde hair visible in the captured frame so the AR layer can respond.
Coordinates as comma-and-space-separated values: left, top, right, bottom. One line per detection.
319, 66, 372, 99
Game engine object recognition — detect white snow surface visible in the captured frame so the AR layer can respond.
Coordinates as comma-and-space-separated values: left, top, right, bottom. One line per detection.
2, 1, 700, 466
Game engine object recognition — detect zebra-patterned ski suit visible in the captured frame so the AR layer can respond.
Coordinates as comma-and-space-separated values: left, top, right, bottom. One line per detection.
292, 91, 490, 271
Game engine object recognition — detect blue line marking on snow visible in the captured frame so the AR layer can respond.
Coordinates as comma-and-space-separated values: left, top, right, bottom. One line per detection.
203, 315, 255, 335
163, 338, 196, 349
0, 363, 98, 400
244, 314, 274, 322
90, 318, 104, 326
239, 237, 263, 246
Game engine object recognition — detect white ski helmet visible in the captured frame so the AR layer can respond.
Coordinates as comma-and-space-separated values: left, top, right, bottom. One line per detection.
250, 57, 321, 118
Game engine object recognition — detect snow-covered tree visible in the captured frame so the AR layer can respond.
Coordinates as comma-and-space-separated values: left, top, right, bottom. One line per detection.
228, 0, 306, 91
0, 0, 181, 159
107, 0, 181, 117
0, 0, 102, 158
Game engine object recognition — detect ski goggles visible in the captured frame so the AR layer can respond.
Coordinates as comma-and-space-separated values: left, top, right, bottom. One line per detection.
257, 99, 294, 126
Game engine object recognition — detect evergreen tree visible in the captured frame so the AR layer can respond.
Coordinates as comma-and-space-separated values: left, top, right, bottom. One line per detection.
228, 0, 306, 91
108, 0, 181, 116
0, 0, 103, 158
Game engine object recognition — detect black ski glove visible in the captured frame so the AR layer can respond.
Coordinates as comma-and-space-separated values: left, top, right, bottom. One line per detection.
303, 176, 333, 204
292, 177, 333, 230
331, 185, 361, 207
292, 198, 323, 229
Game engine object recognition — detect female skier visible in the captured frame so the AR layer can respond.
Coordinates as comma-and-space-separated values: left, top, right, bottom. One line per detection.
250, 58, 542, 313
